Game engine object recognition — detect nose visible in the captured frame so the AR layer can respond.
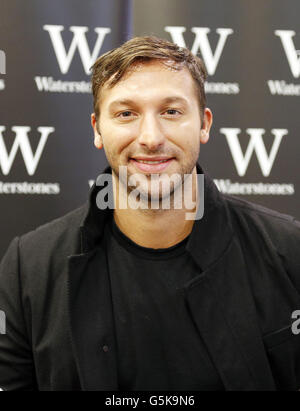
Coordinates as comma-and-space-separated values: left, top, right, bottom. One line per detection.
137, 113, 165, 151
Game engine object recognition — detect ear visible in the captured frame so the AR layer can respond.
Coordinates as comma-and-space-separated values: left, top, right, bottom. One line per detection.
91, 113, 103, 149
200, 108, 213, 144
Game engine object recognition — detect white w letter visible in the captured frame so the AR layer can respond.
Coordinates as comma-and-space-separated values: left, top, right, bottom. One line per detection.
275, 30, 300, 78
0, 126, 54, 175
43, 25, 111, 74
165, 26, 233, 75
220, 128, 288, 177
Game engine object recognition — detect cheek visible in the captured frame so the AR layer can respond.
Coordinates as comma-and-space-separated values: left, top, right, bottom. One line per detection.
101, 123, 137, 154
165, 121, 200, 149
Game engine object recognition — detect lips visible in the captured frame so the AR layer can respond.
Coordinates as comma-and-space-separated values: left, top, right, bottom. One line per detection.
130, 157, 174, 172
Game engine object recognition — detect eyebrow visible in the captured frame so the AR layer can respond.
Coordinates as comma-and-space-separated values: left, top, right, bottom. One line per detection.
108, 96, 189, 109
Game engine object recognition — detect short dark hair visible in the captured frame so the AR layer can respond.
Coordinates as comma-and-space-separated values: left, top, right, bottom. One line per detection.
91, 35, 207, 119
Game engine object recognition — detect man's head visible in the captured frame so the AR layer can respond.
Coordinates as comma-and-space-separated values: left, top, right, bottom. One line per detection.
91, 36, 213, 202
91, 36, 208, 122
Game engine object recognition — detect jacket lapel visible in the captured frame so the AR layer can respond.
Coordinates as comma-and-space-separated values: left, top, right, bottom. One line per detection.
67, 242, 119, 391
185, 169, 276, 390
67, 172, 119, 390
185, 237, 276, 390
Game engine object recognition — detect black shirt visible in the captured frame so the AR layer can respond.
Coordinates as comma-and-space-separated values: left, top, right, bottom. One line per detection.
103, 216, 224, 391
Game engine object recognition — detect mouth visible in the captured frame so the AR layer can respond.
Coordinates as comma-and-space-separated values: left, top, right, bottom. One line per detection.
130, 157, 175, 173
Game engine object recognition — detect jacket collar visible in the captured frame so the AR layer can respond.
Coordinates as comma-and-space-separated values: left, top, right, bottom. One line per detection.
78, 165, 112, 254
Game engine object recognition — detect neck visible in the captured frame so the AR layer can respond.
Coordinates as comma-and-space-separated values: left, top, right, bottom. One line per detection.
112, 167, 198, 249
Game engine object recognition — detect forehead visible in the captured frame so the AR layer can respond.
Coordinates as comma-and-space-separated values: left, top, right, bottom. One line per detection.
99, 60, 198, 107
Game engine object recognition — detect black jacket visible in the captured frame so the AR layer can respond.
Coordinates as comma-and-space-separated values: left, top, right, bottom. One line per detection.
0, 165, 300, 391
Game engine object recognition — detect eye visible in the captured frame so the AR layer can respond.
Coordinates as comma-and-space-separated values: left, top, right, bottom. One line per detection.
164, 109, 181, 116
119, 111, 133, 118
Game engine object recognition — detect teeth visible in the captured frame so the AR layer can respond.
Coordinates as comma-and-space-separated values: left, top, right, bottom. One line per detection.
135, 159, 170, 164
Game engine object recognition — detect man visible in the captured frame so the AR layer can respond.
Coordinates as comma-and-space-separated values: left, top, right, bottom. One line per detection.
0, 36, 300, 391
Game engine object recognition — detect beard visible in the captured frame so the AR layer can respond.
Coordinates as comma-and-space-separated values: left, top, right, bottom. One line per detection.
106, 145, 200, 207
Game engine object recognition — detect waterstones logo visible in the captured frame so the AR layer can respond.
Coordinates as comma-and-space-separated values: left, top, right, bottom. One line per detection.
214, 179, 294, 196
35, 25, 111, 93
268, 30, 300, 96
0, 126, 54, 175
215, 128, 294, 196
35, 77, 91, 93
165, 26, 239, 95
267, 80, 300, 96
220, 128, 288, 177
0, 126, 60, 195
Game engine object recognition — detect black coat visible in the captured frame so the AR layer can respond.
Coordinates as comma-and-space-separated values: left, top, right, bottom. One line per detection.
0, 166, 300, 391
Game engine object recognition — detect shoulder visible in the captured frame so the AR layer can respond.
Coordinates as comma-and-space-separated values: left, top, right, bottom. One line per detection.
224, 193, 300, 289
0, 203, 90, 319
224, 193, 299, 242
18, 203, 88, 264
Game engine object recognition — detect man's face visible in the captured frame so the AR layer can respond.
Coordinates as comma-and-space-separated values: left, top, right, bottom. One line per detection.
92, 60, 212, 200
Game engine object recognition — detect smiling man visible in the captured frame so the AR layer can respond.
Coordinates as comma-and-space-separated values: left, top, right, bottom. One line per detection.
0, 36, 300, 391
91, 52, 212, 247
